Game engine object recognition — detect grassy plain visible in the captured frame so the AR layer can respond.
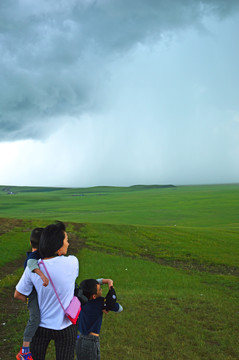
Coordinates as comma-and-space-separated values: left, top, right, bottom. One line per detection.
0, 184, 238, 359
1, 183, 239, 226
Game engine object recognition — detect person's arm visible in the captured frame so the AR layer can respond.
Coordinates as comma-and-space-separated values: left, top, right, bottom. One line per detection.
34, 268, 49, 287
14, 289, 27, 303
103, 300, 123, 314
27, 258, 39, 272
113, 303, 123, 313
15, 266, 34, 302
97, 278, 113, 289
27, 259, 49, 287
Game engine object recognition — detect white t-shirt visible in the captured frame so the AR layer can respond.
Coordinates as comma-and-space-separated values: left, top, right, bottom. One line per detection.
16, 255, 79, 330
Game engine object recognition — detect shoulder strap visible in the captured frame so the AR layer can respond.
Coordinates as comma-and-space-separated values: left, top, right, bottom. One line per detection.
39, 260, 66, 313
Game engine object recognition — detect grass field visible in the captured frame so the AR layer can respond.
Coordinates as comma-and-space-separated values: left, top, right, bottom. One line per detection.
1, 183, 239, 227
0, 184, 238, 359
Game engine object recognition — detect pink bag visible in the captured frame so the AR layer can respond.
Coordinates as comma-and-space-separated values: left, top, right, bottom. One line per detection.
65, 296, 81, 324
39, 260, 81, 325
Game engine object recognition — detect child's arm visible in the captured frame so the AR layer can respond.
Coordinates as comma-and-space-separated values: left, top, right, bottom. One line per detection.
113, 303, 123, 313
103, 292, 123, 314
97, 278, 113, 289
27, 259, 49, 287
34, 268, 49, 287
103, 303, 123, 315
103, 285, 124, 314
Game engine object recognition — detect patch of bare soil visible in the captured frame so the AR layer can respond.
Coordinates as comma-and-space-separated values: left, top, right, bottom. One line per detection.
0, 217, 25, 236
140, 253, 239, 276
66, 222, 87, 255
0, 256, 26, 280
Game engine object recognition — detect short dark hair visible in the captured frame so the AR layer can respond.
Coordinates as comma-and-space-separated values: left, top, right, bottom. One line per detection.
39, 221, 66, 258
30, 228, 44, 249
80, 279, 99, 300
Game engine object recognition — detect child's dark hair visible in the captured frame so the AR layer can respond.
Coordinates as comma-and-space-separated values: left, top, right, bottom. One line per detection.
30, 228, 44, 249
39, 221, 66, 258
80, 279, 99, 300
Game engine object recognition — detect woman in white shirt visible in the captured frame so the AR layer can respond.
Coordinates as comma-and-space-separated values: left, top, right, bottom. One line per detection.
15, 222, 79, 360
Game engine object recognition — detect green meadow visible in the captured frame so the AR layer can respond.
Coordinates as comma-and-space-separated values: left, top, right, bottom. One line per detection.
0, 184, 238, 359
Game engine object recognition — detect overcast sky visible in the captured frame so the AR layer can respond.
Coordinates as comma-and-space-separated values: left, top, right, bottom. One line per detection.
0, 0, 239, 187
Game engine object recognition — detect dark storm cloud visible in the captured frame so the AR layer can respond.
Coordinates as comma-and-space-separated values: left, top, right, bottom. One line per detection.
1, 0, 239, 140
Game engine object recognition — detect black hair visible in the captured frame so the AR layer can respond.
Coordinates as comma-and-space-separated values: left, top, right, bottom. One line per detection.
80, 279, 99, 300
39, 221, 66, 258
30, 228, 44, 249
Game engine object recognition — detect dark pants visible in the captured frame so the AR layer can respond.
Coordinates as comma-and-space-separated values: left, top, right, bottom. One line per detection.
76, 334, 100, 360
23, 288, 40, 342
31, 324, 77, 360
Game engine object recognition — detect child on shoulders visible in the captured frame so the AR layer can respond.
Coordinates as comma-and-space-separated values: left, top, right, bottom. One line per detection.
15, 227, 49, 360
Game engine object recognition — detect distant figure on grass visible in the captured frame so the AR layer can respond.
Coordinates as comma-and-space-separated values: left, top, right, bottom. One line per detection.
76, 278, 123, 360
14, 227, 49, 360
14, 221, 79, 360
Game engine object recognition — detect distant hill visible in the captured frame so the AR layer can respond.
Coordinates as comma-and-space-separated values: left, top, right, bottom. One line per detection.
128, 184, 176, 190
1, 186, 67, 193
0, 184, 175, 194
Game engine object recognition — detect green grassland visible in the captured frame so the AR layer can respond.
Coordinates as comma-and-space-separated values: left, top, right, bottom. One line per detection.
0, 184, 238, 359
1, 183, 239, 226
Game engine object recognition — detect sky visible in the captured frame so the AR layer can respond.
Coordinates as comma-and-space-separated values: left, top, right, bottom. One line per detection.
0, 0, 239, 188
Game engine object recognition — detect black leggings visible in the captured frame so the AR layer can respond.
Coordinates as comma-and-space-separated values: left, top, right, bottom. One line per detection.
30, 325, 77, 360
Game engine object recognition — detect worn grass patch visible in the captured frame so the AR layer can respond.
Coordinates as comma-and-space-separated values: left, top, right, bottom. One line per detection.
78, 223, 239, 275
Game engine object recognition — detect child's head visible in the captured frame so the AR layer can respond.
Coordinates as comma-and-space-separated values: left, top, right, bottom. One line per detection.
80, 279, 102, 300
30, 227, 44, 249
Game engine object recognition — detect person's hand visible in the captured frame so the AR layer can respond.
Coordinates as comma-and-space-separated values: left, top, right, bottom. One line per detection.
107, 279, 113, 289
42, 276, 49, 287
102, 309, 109, 315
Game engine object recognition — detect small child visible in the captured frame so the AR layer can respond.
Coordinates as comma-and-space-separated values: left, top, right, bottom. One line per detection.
15, 227, 49, 360
76, 278, 123, 360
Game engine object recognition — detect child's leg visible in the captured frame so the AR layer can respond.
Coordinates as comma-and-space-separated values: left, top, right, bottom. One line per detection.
76, 334, 100, 360
23, 288, 40, 344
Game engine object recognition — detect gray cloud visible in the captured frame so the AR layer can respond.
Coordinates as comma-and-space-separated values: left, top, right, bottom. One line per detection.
1, 0, 239, 140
